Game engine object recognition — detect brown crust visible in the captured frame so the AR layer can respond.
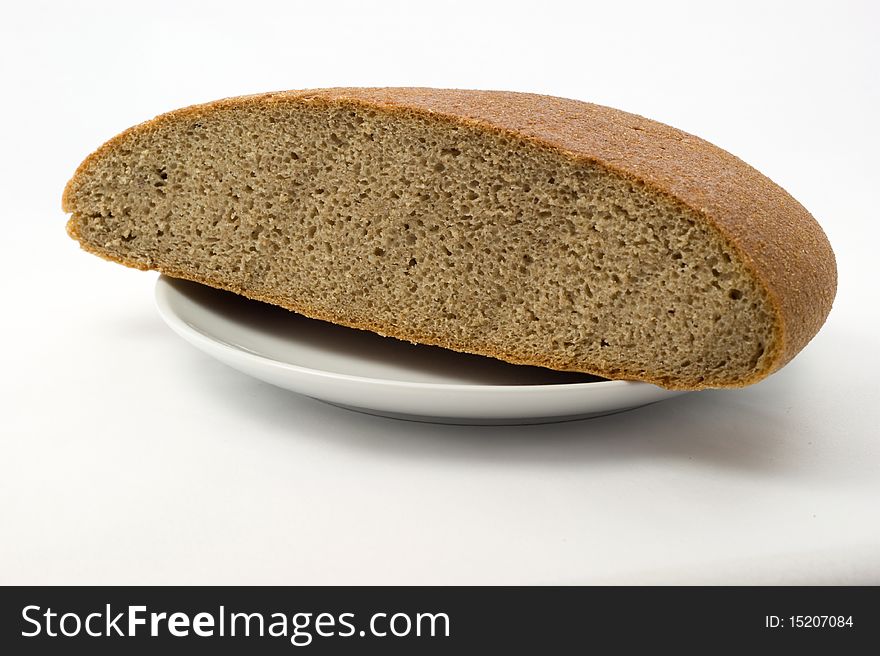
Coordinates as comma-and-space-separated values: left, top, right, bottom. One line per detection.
63, 88, 837, 389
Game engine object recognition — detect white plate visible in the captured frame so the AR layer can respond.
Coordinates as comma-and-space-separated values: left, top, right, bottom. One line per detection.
154, 276, 687, 424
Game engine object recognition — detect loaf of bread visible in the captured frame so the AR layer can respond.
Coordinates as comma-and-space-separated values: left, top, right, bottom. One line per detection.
63, 88, 836, 389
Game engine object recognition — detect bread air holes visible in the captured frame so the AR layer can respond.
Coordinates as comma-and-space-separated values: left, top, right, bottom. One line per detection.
755, 342, 766, 361
728, 288, 743, 300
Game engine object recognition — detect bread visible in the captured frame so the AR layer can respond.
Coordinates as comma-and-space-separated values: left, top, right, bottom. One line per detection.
62, 88, 836, 390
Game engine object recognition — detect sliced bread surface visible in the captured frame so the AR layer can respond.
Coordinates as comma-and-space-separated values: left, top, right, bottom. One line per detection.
63, 88, 837, 389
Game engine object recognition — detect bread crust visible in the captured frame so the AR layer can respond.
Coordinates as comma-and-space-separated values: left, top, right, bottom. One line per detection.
63, 88, 837, 389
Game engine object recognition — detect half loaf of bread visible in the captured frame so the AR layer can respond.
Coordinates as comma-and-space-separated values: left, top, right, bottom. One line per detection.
63, 88, 836, 389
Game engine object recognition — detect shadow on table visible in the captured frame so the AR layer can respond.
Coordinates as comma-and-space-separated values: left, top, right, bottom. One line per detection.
188, 361, 800, 477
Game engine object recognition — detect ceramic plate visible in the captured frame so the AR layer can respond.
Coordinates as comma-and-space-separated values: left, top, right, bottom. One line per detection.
154, 276, 687, 424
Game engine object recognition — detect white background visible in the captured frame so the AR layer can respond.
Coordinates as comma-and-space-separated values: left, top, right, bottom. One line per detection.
2, 0, 878, 584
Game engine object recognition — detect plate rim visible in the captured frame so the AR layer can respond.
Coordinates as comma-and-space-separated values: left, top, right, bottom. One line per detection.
154, 275, 663, 394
